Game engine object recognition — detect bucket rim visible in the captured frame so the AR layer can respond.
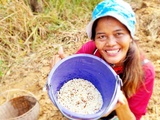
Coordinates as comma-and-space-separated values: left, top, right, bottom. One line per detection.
46, 53, 122, 119
47, 54, 117, 85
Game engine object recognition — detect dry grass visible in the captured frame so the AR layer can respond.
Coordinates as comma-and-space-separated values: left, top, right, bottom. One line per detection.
0, 0, 160, 120
0, 0, 101, 79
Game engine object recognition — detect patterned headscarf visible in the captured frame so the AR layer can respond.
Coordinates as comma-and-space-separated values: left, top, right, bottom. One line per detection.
86, 0, 136, 39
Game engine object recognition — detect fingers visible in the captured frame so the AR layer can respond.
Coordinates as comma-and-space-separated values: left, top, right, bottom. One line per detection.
118, 91, 126, 105
114, 91, 127, 110
50, 55, 61, 69
50, 46, 67, 69
58, 46, 67, 58
102, 91, 126, 117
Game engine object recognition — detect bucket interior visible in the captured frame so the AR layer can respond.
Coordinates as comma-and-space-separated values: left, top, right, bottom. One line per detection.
47, 54, 118, 119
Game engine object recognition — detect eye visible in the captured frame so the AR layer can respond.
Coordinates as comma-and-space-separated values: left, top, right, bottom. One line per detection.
99, 35, 105, 39
115, 32, 124, 37
96, 34, 107, 40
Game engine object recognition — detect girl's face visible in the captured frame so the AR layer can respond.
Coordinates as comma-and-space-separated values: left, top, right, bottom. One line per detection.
95, 16, 132, 66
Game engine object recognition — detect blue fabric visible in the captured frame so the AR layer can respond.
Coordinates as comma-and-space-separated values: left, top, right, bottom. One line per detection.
86, 0, 136, 39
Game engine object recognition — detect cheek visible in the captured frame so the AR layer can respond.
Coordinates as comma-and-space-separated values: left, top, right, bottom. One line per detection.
120, 38, 132, 50
95, 41, 104, 50
127, 39, 132, 49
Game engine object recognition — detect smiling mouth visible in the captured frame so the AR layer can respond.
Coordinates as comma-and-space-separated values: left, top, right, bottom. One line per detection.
105, 49, 120, 55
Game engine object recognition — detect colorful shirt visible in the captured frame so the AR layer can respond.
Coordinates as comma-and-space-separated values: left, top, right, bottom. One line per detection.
76, 40, 155, 120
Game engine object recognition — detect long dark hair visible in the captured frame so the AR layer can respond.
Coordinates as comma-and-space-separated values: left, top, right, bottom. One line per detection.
122, 41, 144, 98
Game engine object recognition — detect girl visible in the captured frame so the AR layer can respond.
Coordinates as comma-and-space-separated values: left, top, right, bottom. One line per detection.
51, 0, 155, 119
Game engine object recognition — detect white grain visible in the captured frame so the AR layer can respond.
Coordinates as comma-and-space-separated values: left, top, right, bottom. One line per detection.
57, 78, 103, 114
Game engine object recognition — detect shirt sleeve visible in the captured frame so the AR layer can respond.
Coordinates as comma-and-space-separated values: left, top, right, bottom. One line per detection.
76, 40, 96, 54
127, 61, 155, 120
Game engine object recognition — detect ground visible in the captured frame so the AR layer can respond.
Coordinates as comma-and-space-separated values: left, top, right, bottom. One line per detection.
0, 0, 160, 120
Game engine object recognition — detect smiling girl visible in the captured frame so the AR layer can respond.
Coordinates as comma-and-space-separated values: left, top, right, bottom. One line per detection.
50, 0, 155, 120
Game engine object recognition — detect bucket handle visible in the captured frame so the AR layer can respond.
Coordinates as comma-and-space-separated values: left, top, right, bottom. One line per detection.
116, 75, 123, 86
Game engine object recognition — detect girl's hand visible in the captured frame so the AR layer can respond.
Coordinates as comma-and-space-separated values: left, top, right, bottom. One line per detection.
50, 46, 67, 69
102, 90, 126, 117
115, 91, 136, 120
115, 91, 127, 108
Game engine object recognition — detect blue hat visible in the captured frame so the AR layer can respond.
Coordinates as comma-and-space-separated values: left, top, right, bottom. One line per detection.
86, 0, 136, 39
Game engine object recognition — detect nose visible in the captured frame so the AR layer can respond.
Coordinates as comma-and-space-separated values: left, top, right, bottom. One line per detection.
105, 36, 116, 46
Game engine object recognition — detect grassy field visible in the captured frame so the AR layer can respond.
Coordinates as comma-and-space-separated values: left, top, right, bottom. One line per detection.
0, 0, 160, 120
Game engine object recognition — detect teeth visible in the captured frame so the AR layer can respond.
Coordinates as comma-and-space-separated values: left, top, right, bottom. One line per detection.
106, 49, 119, 54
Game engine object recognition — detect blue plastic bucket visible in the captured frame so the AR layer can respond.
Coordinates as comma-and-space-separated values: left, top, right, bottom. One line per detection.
46, 54, 122, 120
